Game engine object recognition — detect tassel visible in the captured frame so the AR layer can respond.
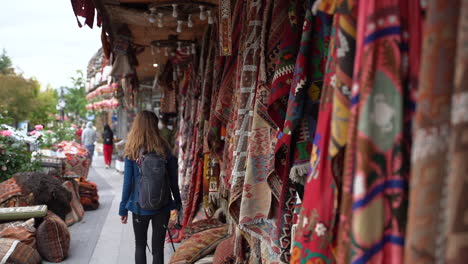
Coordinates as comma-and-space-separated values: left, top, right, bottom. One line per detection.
177, 41, 182, 51
177, 20, 183, 33
157, 47, 161, 54
157, 13, 163, 28
150, 46, 154, 55
199, 5, 206, 20
187, 14, 194, 28
148, 14, 156, 23
191, 43, 196, 54
289, 164, 309, 185
164, 47, 169, 56
172, 4, 178, 18
207, 10, 214, 24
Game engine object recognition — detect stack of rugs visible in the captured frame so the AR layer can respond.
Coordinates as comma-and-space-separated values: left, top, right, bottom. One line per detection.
0, 171, 94, 263
41, 141, 91, 179
78, 177, 99, 210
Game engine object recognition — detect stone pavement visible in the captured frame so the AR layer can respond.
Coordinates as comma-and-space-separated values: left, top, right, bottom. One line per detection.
48, 155, 179, 264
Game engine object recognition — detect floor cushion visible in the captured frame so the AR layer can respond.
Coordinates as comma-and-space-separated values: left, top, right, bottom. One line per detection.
0, 238, 41, 264
78, 178, 99, 210
213, 235, 235, 264
0, 218, 36, 248
0, 178, 33, 208
183, 218, 224, 240
170, 225, 229, 264
62, 180, 84, 226
36, 211, 70, 262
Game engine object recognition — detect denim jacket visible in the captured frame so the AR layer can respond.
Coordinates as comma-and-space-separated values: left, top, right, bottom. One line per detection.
118, 152, 182, 216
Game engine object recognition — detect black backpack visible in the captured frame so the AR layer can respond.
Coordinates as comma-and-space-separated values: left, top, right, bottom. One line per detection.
103, 130, 113, 144
136, 152, 170, 211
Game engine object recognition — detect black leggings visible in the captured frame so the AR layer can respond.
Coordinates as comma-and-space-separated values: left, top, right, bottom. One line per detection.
132, 212, 170, 264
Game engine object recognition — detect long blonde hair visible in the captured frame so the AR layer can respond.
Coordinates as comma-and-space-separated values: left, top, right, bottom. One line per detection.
124, 111, 168, 160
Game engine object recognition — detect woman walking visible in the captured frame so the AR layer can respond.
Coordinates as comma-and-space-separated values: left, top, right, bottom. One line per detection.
119, 111, 181, 264
102, 124, 114, 169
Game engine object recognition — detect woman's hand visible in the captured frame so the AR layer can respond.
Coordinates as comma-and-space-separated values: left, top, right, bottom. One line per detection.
121, 215, 128, 224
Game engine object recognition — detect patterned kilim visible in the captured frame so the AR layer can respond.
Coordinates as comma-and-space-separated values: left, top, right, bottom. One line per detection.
227, 0, 266, 261
228, 0, 265, 224
237, 0, 288, 260
266, 1, 305, 261
405, 1, 461, 263
287, 1, 333, 185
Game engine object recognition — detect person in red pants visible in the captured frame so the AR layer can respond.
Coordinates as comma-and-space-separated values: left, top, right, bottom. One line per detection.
102, 124, 114, 169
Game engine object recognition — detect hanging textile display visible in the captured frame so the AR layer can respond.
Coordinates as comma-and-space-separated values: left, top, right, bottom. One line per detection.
265, 1, 307, 261
226, 0, 266, 261
200, 25, 219, 218
90, 0, 468, 261
219, 0, 232, 56
181, 26, 213, 227
70, 0, 101, 28
237, 0, 288, 260
291, 5, 336, 262
405, 1, 461, 263
228, 0, 265, 223
287, 0, 333, 185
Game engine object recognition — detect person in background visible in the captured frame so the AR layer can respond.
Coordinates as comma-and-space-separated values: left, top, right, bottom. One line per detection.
82, 122, 96, 162
102, 124, 114, 169
119, 111, 181, 264
159, 116, 174, 148
75, 125, 83, 144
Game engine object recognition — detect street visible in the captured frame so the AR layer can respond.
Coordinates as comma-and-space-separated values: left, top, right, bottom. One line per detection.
44, 155, 178, 264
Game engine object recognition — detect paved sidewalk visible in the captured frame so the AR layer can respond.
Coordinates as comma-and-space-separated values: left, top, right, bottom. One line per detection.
51, 155, 178, 264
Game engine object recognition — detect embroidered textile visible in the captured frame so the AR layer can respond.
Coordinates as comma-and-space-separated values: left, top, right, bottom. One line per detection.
292, 9, 337, 263
345, 2, 411, 263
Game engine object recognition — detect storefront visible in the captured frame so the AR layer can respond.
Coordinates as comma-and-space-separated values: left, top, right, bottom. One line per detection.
71, 0, 468, 263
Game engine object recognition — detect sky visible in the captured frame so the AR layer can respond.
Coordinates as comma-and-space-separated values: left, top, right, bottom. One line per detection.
0, 0, 101, 89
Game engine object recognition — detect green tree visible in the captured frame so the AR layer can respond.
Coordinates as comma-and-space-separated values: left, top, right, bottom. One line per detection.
0, 49, 14, 75
0, 74, 40, 124
29, 84, 59, 126
63, 70, 87, 122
